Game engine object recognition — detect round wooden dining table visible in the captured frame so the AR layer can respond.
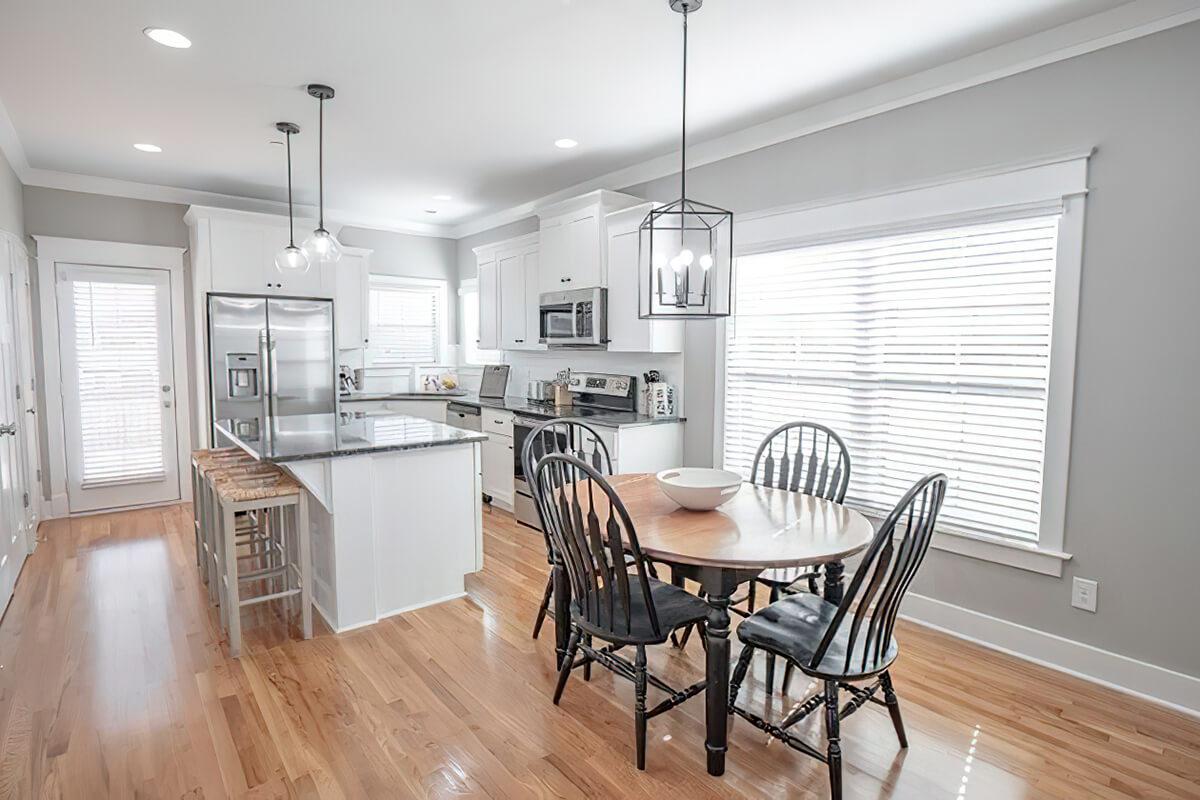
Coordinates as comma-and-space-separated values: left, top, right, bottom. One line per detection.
548, 473, 875, 777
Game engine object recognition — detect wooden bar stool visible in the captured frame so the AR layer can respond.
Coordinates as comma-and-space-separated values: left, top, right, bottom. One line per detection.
191, 448, 257, 592
193, 451, 263, 602
202, 461, 282, 606
212, 467, 312, 657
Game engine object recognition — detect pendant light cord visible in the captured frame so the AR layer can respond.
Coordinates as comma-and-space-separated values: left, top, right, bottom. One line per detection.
680, 5, 688, 203
286, 130, 296, 246
318, 97, 325, 229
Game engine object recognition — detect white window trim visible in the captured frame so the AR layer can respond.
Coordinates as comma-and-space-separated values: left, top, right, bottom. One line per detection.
33, 236, 191, 518
367, 274, 450, 365
714, 151, 1091, 577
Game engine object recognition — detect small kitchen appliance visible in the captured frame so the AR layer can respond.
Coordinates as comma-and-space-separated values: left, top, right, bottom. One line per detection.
526, 380, 555, 403
512, 371, 638, 530
538, 287, 607, 348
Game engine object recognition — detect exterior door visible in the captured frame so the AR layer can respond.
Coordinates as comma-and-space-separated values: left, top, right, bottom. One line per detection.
0, 238, 28, 608
56, 264, 180, 513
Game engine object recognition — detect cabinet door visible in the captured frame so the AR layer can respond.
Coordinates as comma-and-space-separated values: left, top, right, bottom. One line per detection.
276, 245, 329, 298
605, 225, 648, 352
567, 209, 602, 287
498, 250, 528, 349
210, 219, 271, 294
481, 435, 513, 503
477, 259, 500, 350
333, 253, 369, 349
538, 217, 569, 294
522, 250, 544, 349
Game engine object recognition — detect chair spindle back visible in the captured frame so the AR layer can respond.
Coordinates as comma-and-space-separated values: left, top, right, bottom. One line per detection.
750, 422, 851, 502
533, 454, 660, 640
811, 472, 949, 675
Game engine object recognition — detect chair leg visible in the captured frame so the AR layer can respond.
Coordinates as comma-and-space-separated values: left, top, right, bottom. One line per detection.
532, 574, 553, 639
824, 680, 842, 800
746, 581, 756, 612
553, 627, 581, 705
764, 585, 781, 692
297, 498, 312, 640
634, 645, 648, 770
727, 645, 755, 711
880, 671, 908, 748
222, 502, 242, 658
582, 635, 592, 681
782, 660, 796, 696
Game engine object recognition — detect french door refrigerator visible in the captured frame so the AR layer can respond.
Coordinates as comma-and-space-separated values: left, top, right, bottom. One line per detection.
207, 293, 336, 446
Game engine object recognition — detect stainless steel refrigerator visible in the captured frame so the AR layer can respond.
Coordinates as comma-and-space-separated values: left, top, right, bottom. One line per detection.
207, 293, 336, 445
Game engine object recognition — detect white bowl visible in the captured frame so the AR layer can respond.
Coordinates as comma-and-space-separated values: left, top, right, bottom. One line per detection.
655, 468, 743, 511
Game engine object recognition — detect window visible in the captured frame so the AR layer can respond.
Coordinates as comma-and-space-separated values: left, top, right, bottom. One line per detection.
722, 214, 1063, 545
458, 279, 503, 365
366, 276, 447, 366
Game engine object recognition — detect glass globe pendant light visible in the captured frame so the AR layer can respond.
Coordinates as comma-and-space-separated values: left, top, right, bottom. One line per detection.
301, 83, 343, 264
273, 122, 310, 274
638, 0, 733, 319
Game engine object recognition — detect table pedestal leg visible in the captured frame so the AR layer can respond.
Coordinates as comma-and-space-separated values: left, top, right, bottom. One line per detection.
704, 591, 732, 776
552, 561, 571, 669
823, 560, 845, 605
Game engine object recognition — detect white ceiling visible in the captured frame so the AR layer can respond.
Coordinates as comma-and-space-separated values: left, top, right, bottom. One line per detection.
0, 0, 1162, 235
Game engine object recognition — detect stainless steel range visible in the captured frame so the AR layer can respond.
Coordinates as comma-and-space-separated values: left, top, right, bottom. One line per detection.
512, 371, 637, 530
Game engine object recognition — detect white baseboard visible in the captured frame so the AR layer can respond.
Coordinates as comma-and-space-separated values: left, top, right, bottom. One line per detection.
314, 591, 468, 634
901, 593, 1200, 718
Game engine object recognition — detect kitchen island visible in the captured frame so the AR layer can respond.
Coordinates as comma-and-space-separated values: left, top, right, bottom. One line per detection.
216, 410, 488, 632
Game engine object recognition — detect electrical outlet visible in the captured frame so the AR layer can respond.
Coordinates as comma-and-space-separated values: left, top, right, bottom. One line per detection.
1071, 577, 1098, 612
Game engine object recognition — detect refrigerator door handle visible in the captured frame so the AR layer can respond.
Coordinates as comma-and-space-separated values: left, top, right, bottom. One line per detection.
258, 328, 272, 439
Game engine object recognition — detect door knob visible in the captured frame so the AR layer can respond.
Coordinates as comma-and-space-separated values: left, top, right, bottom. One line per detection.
0, 423, 15, 436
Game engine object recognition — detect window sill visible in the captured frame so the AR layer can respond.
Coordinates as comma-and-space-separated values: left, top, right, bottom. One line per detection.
922, 528, 1071, 577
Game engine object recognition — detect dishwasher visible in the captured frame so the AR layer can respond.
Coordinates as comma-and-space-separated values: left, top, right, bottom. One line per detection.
446, 402, 489, 503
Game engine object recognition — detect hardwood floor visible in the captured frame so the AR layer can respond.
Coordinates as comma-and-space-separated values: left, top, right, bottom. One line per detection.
0, 503, 1198, 799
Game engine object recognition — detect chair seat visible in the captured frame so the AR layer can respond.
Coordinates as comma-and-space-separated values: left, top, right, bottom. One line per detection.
736, 593, 897, 680
572, 577, 709, 644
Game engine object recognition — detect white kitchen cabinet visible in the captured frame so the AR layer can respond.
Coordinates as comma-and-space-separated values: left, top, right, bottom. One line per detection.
331, 248, 371, 350
604, 204, 684, 353
477, 256, 500, 351
537, 190, 643, 293
193, 208, 331, 299
474, 232, 540, 352
481, 411, 514, 509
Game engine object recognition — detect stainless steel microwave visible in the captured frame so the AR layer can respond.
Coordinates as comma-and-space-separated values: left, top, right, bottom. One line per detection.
538, 288, 607, 348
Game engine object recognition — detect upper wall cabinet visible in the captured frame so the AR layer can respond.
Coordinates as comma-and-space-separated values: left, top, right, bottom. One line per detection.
185, 206, 333, 299
474, 232, 541, 352
605, 203, 683, 354
536, 190, 643, 294
331, 247, 372, 350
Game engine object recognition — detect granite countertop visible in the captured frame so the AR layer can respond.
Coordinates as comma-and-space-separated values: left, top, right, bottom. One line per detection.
215, 411, 488, 463
453, 393, 685, 429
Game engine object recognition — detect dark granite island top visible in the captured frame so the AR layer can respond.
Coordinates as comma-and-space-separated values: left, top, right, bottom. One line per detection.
215, 410, 488, 464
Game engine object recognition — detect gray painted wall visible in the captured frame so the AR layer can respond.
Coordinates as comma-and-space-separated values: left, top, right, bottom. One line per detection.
0, 148, 22, 236
621, 21, 1200, 676
339, 226, 459, 344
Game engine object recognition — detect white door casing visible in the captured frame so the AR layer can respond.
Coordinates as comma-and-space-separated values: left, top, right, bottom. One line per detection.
56, 263, 180, 513
34, 237, 190, 518
0, 233, 31, 610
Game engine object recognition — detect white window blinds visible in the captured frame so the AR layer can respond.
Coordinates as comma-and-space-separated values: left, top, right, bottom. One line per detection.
367, 278, 444, 366
723, 214, 1061, 543
72, 280, 166, 487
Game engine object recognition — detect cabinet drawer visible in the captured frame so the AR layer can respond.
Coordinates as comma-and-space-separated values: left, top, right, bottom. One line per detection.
482, 409, 513, 437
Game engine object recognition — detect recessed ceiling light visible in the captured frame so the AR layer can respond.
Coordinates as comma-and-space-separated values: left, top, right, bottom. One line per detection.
433, 194, 452, 201
425, 209, 438, 215
554, 138, 579, 150
143, 27, 191, 49
133, 143, 162, 153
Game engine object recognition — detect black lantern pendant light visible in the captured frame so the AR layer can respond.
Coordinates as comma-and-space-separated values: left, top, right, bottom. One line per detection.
301, 83, 343, 264
638, 0, 733, 319
273, 122, 310, 274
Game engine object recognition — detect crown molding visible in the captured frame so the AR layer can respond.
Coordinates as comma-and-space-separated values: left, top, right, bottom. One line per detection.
446, 0, 1200, 239
3, 0, 1198, 243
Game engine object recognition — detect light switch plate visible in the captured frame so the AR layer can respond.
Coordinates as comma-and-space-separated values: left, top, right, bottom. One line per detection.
1071, 577, 1098, 612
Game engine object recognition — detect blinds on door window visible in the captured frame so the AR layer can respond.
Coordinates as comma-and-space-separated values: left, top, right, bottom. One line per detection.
723, 214, 1061, 543
367, 278, 443, 366
72, 280, 165, 488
